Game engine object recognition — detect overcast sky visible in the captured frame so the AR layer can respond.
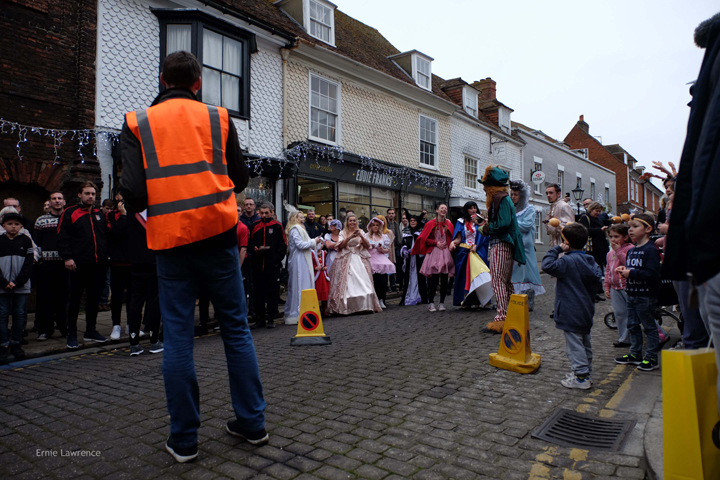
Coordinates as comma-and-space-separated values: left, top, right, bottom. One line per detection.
336, 0, 717, 187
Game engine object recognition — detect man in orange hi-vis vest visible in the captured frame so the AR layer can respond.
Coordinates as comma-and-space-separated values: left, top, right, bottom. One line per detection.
119, 51, 267, 464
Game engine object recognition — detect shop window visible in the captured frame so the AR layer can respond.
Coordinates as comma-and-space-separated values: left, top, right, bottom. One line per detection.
298, 177, 335, 217
404, 193, 423, 214
371, 187, 396, 218
338, 182, 369, 204
242, 177, 274, 207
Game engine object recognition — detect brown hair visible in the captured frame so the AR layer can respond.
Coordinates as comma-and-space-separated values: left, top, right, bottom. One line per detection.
162, 51, 202, 89
608, 224, 629, 236
546, 183, 561, 193
562, 223, 589, 250
78, 181, 98, 194
631, 213, 655, 230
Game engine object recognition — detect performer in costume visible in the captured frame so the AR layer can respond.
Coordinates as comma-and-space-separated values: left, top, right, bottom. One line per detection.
400, 215, 427, 306
284, 207, 323, 324
327, 213, 382, 315
366, 217, 396, 309
451, 201, 493, 309
323, 219, 342, 274
311, 242, 330, 314
413, 204, 455, 312
479, 166, 527, 333
510, 180, 545, 311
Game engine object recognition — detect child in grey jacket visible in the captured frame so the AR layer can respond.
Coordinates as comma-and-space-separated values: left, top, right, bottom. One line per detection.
542, 223, 603, 389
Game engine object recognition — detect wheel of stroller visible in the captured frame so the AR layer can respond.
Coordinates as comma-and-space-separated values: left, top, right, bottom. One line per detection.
604, 312, 617, 329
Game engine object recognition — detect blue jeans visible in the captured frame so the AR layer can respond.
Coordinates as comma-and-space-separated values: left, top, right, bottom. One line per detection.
157, 245, 265, 448
0, 293, 28, 346
627, 296, 660, 362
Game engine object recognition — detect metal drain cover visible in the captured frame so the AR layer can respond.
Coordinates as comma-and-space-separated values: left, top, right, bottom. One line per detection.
532, 408, 636, 452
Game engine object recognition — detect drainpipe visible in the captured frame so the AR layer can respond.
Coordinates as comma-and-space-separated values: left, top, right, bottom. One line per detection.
279, 43, 298, 219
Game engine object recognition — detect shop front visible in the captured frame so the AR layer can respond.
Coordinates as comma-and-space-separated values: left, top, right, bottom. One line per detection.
294, 152, 449, 229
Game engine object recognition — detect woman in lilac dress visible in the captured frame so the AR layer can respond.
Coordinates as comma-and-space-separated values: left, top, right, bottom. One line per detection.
366, 217, 396, 309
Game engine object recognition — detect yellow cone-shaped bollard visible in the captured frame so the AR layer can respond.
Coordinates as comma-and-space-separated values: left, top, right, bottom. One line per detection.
488, 294, 541, 374
290, 289, 331, 346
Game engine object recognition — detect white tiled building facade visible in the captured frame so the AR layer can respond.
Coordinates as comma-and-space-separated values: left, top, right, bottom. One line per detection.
95, 0, 286, 198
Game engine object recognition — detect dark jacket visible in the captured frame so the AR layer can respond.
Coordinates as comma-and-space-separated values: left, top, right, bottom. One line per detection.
541, 247, 603, 334
626, 242, 662, 297
107, 211, 130, 264
0, 234, 34, 294
57, 205, 109, 264
579, 214, 610, 265
664, 13, 720, 283
107, 209, 156, 266
249, 219, 287, 271
34, 212, 63, 262
304, 219, 323, 239
239, 212, 260, 231
119, 88, 248, 255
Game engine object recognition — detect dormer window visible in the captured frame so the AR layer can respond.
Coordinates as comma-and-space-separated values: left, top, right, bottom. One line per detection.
415, 57, 431, 90
388, 50, 434, 91
276, 0, 336, 46
308, 0, 334, 44
463, 86, 478, 117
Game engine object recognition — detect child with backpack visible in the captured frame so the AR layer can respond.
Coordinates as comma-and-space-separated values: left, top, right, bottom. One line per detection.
542, 223, 603, 389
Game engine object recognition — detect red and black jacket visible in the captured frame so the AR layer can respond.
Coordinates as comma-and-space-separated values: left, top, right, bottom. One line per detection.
249, 219, 287, 271
57, 205, 110, 264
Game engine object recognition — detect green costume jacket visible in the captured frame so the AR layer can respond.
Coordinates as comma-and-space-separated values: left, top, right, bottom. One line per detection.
488, 193, 526, 265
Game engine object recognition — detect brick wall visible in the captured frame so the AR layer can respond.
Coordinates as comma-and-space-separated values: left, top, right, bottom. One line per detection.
0, 0, 99, 216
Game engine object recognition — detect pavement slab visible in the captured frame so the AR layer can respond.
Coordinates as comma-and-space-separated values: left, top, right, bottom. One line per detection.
0, 277, 657, 479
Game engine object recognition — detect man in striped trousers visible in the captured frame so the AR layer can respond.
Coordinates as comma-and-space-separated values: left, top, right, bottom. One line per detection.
478, 166, 527, 333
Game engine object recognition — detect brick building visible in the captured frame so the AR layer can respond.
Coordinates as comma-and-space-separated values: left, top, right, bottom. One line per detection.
0, 0, 100, 219
564, 115, 663, 215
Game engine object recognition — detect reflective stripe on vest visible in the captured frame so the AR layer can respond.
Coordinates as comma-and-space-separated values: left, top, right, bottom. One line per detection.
135, 105, 231, 216
126, 99, 238, 250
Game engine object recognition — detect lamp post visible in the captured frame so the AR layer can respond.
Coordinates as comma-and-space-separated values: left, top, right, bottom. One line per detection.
572, 181, 584, 218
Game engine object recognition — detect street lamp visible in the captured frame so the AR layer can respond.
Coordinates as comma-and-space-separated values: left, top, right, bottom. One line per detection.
572, 180, 584, 217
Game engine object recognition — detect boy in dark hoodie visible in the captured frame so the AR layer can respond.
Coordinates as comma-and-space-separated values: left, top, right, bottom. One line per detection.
542, 223, 603, 389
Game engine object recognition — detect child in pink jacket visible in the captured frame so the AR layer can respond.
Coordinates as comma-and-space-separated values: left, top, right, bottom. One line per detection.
605, 224, 633, 347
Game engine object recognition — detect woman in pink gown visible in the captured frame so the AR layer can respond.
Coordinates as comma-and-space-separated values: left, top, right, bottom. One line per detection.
412, 203, 455, 312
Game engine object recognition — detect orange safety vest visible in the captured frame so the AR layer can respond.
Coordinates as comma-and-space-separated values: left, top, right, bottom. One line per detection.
125, 99, 238, 250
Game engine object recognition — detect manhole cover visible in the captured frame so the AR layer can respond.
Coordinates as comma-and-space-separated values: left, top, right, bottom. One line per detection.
532, 408, 636, 452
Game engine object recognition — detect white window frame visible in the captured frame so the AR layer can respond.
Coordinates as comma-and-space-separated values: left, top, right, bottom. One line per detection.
576, 173, 582, 190
305, 0, 335, 46
308, 73, 341, 145
605, 185, 610, 205
532, 157, 543, 195
590, 181, 596, 200
557, 166, 564, 193
413, 54, 432, 91
464, 155, 479, 190
534, 209, 543, 244
418, 114, 438, 169
463, 86, 478, 117
498, 165, 512, 179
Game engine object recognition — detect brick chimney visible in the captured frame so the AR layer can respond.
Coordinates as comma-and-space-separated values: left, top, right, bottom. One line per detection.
577, 114, 589, 134
475, 77, 496, 102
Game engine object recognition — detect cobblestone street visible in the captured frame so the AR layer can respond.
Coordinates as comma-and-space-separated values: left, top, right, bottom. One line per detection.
0, 279, 655, 480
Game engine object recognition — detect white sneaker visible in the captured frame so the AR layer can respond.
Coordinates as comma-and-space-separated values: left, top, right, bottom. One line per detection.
438, 303, 446, 311
126, 325, 145, 337
428, 303, 437, 312
110, 325, 121, 340
37, 333, 48, 341
561, 374, 592, 390
380, 300, 387, 309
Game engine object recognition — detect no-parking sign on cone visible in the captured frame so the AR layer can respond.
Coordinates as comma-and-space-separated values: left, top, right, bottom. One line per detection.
290, 289, 331, 346
488, 294, 541, 374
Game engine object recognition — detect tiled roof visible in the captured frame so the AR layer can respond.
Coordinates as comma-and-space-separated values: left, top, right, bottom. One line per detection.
512, 121, 565, 145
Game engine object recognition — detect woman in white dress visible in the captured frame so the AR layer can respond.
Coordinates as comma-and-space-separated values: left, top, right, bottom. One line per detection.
284, 210, 323, 324
327, 213, 382, 315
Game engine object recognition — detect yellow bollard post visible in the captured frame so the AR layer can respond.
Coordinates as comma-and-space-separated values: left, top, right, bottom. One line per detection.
290, 289, 331, 346
488, 294, 541, 374
663, 349, 720, 479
